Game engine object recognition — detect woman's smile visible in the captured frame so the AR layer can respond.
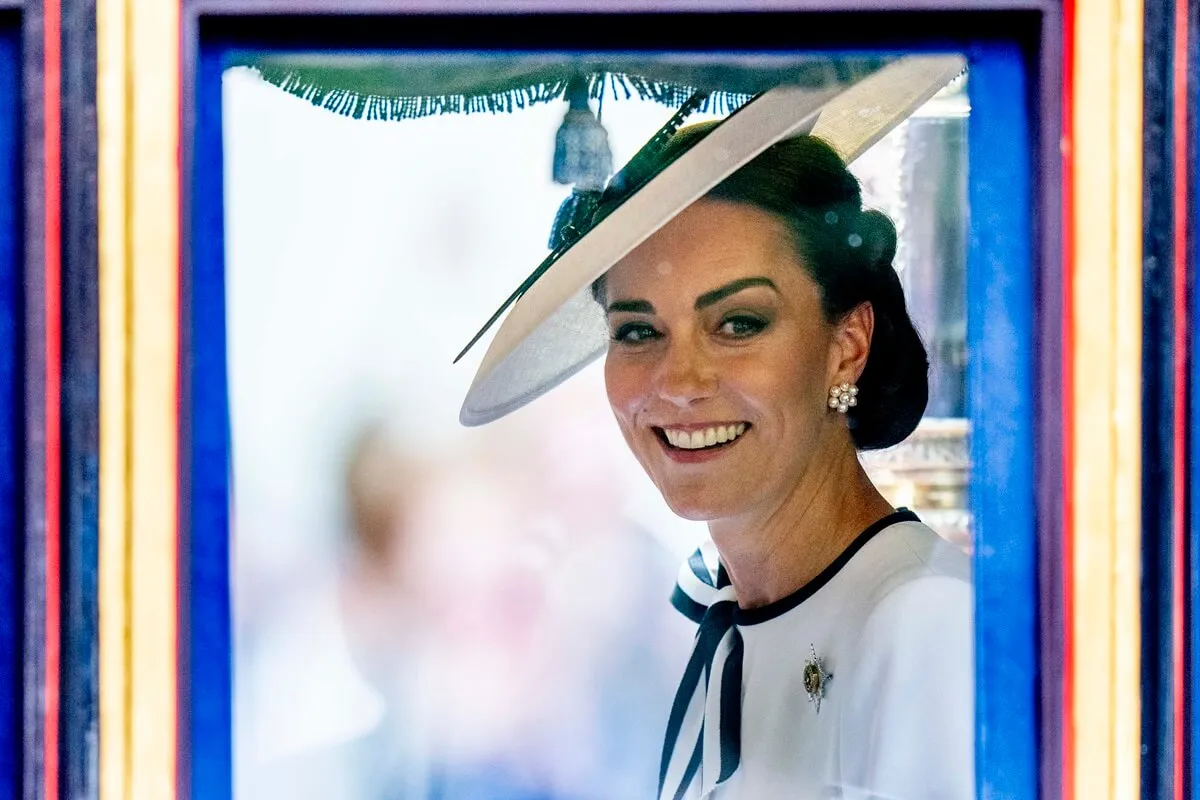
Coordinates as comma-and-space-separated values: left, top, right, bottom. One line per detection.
652, 422, 752, 462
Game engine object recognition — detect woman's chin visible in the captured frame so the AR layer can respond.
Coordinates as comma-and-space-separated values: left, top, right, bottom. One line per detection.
659, 488, 739, 522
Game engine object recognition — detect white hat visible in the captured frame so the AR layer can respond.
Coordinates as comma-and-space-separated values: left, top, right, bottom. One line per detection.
457, 55, 966, 427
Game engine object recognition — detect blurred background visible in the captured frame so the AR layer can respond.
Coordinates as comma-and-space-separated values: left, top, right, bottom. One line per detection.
223, 60, 971, 800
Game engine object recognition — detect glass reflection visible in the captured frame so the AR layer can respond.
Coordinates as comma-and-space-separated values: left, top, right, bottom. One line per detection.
225, 57, 971, 800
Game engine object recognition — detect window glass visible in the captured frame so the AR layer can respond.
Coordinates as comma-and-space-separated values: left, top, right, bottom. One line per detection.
223, 56, 971, 799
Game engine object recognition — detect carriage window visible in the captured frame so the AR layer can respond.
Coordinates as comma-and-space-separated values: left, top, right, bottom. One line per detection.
222, 55, 972, 799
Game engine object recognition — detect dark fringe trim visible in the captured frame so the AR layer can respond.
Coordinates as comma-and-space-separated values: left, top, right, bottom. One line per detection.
250, 65, 752, 121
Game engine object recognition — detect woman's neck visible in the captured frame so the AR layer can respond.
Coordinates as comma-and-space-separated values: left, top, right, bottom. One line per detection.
707, 438, 894, 610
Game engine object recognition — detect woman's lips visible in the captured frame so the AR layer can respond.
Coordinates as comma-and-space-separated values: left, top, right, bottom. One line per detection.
652, 423, 751, 463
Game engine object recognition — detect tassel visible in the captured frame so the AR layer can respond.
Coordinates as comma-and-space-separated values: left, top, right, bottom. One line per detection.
552, 76, 613, 190
547, 189, 603, 250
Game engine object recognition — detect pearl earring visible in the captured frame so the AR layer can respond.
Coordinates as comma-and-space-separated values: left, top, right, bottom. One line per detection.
828, 383, 858, 413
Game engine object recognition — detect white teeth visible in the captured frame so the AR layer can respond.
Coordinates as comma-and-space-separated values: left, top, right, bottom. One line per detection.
662, 424, 749, 450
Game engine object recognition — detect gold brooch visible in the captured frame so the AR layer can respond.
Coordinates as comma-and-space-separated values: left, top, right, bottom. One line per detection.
803, 646, 832, 713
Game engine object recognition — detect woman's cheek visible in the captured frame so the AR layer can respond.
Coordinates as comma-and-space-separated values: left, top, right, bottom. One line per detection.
605, 359, 655, 461
604, 355, 640, 419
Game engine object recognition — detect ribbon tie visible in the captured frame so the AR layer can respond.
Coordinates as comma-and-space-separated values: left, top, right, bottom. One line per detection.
659, 541, 745, 800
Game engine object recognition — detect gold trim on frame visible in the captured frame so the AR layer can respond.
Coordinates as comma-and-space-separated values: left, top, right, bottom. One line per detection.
98, 0, 180, 796
1071, 0, 1143, 795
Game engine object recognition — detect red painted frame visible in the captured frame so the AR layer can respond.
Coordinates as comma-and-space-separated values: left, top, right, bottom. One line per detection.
42, 0, 61, 796
1060, 0, 1075, 797
20, 0, 64, 796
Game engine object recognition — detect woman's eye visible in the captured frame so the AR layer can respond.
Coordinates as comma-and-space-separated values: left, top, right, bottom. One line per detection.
611, 322, 661, 344
719, 315, 768, 338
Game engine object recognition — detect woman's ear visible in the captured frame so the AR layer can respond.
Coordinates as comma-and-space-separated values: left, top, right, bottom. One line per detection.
828, 301, 874, 386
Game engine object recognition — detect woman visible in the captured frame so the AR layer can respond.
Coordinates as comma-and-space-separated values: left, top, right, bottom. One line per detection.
459, 57, 972, 800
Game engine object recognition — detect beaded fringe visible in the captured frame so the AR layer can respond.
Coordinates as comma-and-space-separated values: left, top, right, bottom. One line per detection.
250, 66, 752, 122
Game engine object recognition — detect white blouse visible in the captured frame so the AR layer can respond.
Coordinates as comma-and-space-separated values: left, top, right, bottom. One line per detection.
660, 511, 974, 800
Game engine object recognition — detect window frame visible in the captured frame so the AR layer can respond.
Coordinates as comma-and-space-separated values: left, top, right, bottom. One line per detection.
182, 5, 1061, 800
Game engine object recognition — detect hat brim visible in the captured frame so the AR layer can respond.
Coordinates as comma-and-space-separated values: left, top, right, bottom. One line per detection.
459, 54, 966, 427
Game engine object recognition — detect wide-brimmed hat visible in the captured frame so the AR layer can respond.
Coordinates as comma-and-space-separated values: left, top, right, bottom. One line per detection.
456, 54, 966, 427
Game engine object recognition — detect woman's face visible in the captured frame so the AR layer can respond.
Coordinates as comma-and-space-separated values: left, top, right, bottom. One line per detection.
603, 199, 852, 521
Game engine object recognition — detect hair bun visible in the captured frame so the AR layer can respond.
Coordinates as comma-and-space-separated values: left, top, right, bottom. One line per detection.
855, 209, 898, 274
853, 218, 928, 449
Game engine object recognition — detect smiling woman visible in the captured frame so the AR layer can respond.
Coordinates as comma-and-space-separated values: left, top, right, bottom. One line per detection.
458, 56, 971, 800
602, 201, 860, 523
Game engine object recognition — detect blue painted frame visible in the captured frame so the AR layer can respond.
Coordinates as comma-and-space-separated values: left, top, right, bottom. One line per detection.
188, 34, 1039, 800
183, 37, 234, 800
1140, 0, 1187, 791
0, 16, 21, 800
965, 41, 1038, 800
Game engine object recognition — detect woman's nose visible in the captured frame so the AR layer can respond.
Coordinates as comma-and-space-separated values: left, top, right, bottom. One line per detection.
655, 340, 717, 407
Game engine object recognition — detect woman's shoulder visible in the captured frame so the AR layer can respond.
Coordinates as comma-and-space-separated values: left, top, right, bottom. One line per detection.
845, 518, 971, 621
832, 519, 973, 694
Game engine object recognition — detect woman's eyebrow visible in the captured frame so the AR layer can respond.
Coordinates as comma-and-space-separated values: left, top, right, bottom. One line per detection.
695, 277, 779, 309
606, 299, 655, 315
605, 278, 779, 315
